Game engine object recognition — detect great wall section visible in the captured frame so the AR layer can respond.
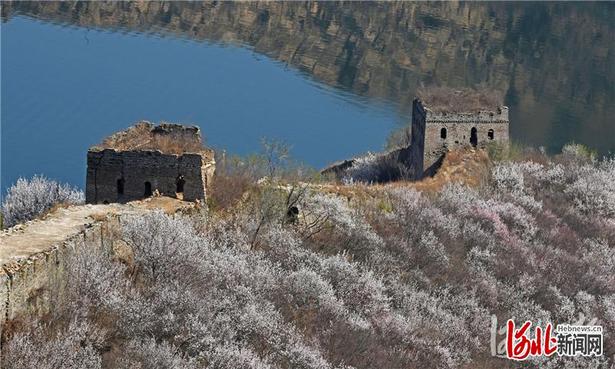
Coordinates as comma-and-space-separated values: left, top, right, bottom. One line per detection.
0, 198, 194, 344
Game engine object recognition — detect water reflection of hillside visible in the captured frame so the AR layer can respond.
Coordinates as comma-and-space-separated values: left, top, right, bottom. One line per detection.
3, 1, 614, 154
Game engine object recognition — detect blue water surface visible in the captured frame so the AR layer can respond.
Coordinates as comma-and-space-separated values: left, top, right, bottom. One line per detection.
1, 16, 401, 192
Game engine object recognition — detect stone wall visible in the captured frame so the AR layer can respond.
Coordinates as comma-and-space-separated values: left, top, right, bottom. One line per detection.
321, 145, 420, 183
0, 219, 115, 329
320, 99, 508, 181
86, 149, 215, 204
407, 99, 428, 178
0, 199, 193, 355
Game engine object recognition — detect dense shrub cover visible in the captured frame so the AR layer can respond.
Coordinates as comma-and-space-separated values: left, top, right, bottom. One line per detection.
3, 145, 614, 368
1, 175, 84, 228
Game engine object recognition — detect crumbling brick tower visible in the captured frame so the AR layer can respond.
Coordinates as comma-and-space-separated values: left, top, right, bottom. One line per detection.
409, 89, 509, 177
86, 121, 215, 204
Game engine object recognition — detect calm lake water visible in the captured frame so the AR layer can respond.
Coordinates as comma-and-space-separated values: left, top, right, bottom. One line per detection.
2, 2, 614, 192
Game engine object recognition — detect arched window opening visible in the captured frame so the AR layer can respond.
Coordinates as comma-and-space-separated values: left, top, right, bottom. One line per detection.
488, 129, 494, 140
470, 127, 478, 147
440, 127, 447, 139
117, 178, 125, 195
144, 182, 152, 197
176, 175, 185, 194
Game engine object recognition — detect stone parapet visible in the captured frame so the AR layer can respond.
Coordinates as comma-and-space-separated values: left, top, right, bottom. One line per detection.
425, 106, 509, 124
0, 198, 193, 336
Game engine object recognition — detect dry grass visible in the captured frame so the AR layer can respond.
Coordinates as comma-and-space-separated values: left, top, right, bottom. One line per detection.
100, 121, 206, 155
38, 202, 73, 221
89, 212, 110, 222
131, 196, 196, 213
145, 135, 205, 155
417, 87, 503, 113
100, 122, 152, 151
209, 171, 254, 211
408, 147, 491, 193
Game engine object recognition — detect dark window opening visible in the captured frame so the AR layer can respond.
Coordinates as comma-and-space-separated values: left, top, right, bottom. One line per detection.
144, 182, 152, 197
176, 176, 185, 194
117, 178, 125, 195
470, 127, 478, 147
488, 129, 494, 140
440, 128, 447, 139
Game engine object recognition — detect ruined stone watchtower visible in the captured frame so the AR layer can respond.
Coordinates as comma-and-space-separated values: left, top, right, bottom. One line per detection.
409, 88, 509, 177
86, 121, 215, 204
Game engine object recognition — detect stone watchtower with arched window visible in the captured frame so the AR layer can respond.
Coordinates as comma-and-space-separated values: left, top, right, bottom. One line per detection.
408, 88, 509, 177
86, 121, 215, 204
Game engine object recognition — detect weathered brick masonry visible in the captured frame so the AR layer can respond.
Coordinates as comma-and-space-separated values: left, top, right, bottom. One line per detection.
415, 99, 509, 176
323, 90, 510, 180
86, 122, 215, 204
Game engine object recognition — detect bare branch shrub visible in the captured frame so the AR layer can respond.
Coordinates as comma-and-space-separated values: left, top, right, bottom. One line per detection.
209, 152, 257, 210
385, 125, 412, 150
261, 138, 290, 179
210, 139, 315, 210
